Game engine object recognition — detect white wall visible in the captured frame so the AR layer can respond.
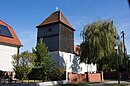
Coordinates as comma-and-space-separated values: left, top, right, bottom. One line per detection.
49, 51, 74, 71
0, 45, 18, 71
50, 51, 97, 74
86, 63, 97, 73
50, 51, 74, 68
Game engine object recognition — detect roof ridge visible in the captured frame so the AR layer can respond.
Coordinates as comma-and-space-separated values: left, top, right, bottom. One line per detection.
58, 11, 60, 21
59, 11, 61, 21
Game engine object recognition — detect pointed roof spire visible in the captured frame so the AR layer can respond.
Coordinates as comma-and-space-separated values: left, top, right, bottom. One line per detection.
36, 11, 75, 31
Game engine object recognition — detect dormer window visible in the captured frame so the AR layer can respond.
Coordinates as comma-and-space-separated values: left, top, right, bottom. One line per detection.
48, 28, 52, 32
0, 24, 13, 38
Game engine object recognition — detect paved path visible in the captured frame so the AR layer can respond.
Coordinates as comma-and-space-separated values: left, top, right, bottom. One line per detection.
86, 80, 130, 86
103, 80, 130, 84
2, 80, 130, 86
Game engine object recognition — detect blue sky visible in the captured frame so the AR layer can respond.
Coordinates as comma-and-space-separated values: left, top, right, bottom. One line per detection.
0, 0, 130, 54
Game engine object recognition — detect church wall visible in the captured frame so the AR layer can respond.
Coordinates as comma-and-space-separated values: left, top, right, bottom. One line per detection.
0, 44, 18, 71
50, 51, 97, 74
37, 23, 60, 51
37, 23, 59, 37
59, 23, 74, 53
74, 56, 97, 74
49, 51, 74, 72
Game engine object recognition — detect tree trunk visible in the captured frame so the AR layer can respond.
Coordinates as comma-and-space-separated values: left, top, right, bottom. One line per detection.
98, 61, 103, 71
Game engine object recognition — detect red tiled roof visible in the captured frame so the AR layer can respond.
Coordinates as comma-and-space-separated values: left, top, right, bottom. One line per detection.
37, 11, 75, 31
0, 20, 22, 47
74, 45, 80, 56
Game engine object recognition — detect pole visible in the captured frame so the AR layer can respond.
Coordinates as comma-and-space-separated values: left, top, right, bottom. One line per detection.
116, 48, 120, 84
121, 31, 128, 79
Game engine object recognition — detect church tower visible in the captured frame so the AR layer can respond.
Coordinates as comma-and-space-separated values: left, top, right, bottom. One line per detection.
36, 11, 75, 68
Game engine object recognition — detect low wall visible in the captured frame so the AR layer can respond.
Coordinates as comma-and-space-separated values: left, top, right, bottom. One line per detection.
87, 73, 101, 82
68, 73, 87, 83
68, 72, 103, 83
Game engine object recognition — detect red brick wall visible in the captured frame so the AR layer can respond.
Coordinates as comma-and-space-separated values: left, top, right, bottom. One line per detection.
87, 73, 101, 82
68, 72, 102, 83
68, 73, 80, 83
78, 74, 87, 82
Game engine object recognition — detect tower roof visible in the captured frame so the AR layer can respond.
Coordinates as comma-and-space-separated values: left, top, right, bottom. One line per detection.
0, 20, 22, 47
36, 11, 75, 31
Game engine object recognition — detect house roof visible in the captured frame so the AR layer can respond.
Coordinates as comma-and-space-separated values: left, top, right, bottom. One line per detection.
36, 11, 75, 31
74, 45, 80, 56
0, 20, 22, 47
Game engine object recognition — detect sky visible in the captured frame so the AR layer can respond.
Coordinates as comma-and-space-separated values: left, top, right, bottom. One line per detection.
0, 0, 130, 54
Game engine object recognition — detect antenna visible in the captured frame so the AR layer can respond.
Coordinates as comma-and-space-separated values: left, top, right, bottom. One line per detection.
56, 6, 59, 11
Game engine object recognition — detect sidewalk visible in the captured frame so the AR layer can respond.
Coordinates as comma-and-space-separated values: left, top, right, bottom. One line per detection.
56, 80, 130, 86
85, 80, 130, 86
103, 80, 130, 84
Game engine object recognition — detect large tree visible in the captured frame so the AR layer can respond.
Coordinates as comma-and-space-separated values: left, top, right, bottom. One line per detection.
32, 39, 56, 81
12, 51, 36, 80
80, 19, 123, 71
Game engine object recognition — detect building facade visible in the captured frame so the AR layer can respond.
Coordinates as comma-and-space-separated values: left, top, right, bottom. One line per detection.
36, 11, 96, 73
36, 11, 75, 69
0, 20, 22, 71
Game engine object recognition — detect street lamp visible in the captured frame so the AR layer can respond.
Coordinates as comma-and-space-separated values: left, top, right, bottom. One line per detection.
114, 35, 120, 84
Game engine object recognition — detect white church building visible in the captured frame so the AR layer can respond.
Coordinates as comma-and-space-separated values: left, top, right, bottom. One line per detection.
36, 11, 97, 74
0, 20, 22, 71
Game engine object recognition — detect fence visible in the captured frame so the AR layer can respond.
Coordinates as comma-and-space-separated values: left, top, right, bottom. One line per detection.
104, 71, 129, 80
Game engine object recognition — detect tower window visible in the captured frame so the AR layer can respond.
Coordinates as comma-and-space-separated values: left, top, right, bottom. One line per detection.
48, 28, 52, 32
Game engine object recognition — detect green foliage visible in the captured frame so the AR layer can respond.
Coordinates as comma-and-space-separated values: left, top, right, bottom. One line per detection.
49, 68, 63, 81
12, 51, 36, 80
32, 39, 50, 67
28, 68, 63, 80
80, 19, 123, 71
32, 38, 56, 81
0, 70, 4, 77
27, 68, 44, 80
127, 54, 130, 71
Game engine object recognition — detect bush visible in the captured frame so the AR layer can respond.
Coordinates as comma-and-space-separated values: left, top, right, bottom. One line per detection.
28, 68, 42, 80
28, 68, 65, 81
49, 68, 63, 81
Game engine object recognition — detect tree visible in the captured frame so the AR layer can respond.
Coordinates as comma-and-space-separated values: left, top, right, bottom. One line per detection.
127, 54, 130, 71
80, 19, 123, 71
32, 39, 56, 81
12, 51, 36, 80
